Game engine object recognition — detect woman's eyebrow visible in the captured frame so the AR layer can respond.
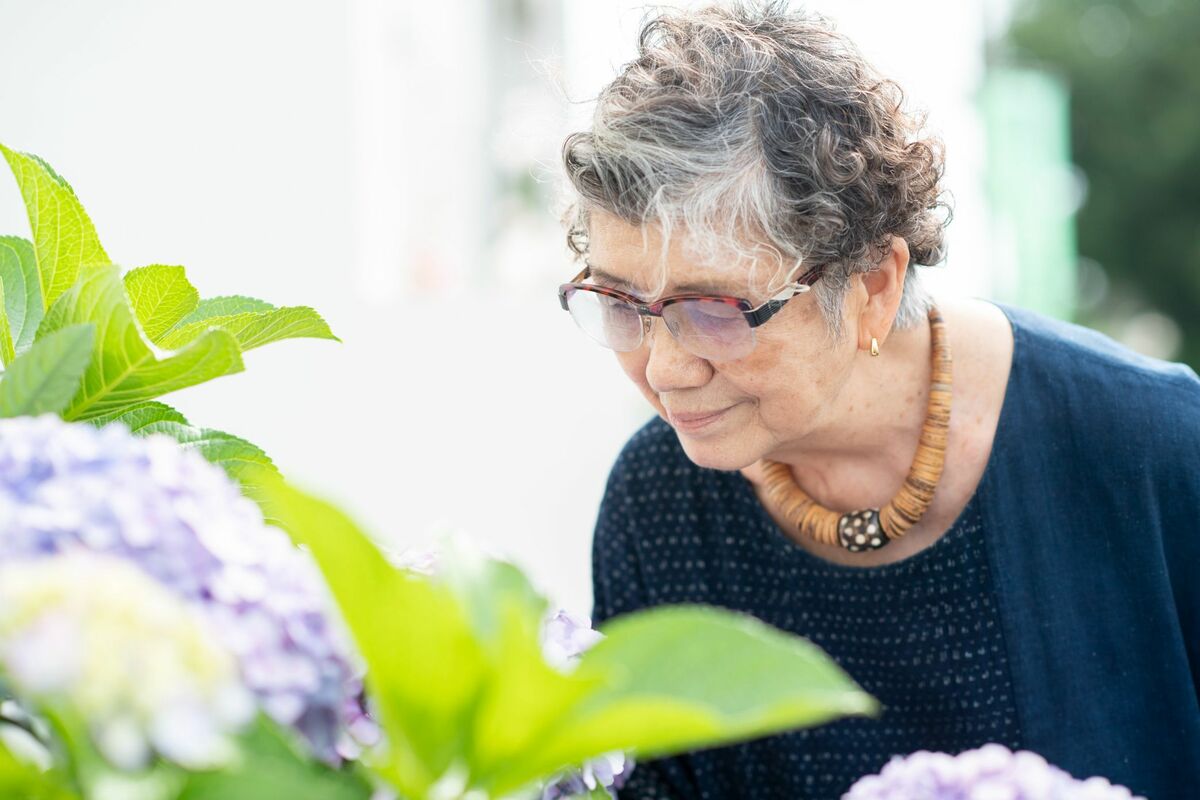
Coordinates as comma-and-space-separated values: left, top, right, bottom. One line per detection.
587, 263, 725, 296
586, 264, 637, 289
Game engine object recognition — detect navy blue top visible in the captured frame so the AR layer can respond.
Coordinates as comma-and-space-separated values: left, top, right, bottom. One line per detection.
590, 303, 1200, 800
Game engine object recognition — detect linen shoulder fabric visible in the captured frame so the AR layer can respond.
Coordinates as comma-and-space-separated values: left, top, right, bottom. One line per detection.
589, 302, 1200, 800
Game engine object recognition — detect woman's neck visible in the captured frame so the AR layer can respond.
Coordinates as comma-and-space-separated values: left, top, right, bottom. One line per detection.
766, 314, 935, 512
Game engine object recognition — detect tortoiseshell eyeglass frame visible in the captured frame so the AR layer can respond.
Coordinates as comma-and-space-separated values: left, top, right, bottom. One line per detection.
557, 262, 827, 330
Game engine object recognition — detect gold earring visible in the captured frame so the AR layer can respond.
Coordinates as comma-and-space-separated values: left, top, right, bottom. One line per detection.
870, 337, 880, 357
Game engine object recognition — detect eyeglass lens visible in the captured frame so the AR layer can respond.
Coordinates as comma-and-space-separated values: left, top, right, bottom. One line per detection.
565, 288, 755, 360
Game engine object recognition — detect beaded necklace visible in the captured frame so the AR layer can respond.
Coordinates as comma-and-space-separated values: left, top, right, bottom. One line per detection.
758, 307, 951, 552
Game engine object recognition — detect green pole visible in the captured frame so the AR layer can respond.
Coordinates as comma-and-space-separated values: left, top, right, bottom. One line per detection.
982, 67, 1078, 320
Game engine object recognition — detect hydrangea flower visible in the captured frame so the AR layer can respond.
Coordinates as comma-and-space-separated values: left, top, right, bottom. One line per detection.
541, 609, 604, 671
0, 553, 253, 770
0, 415, 373, 762
844, 743, 1145, 800
540, 610, 633, 800
542, 751, 631, 800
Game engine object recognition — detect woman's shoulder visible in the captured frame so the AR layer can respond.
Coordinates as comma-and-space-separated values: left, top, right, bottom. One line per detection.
995, 301, 1200, 474
999, 301, 1200, 401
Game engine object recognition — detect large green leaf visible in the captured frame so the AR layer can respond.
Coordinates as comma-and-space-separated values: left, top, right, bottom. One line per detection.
37, 266, 244, 421
453, 560, 874, 796
0, 145, 109, 309
123, 264, 200, 342
259, 477, 489, 800
176, 718, 372, 800
158, 306, 338, 352
0, 324, 95, 418
482, 606, 878, 795
0, 236, 43, 357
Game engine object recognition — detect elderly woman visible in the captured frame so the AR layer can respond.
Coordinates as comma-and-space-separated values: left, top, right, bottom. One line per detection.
555, 4, 1200, 799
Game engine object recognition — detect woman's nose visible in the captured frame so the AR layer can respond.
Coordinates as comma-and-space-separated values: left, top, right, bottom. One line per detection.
644, 316, 712, 393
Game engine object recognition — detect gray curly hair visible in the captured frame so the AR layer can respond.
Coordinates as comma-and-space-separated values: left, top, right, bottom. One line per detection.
560, 1, 950, 335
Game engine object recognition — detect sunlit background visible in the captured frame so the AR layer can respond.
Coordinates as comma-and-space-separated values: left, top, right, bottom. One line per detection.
1, 0, 1195, 616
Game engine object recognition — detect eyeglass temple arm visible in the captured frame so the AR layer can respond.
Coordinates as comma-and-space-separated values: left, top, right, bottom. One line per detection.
744, 263, 825, 326
788, 262, 825, 287
558, 266, 591, 310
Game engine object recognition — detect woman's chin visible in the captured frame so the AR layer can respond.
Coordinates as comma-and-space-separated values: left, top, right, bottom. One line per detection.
673, 430, 760, 472
659, 403, 762, 470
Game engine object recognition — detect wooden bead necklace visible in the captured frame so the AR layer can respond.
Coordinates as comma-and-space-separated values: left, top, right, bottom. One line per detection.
758, 307, 951, 552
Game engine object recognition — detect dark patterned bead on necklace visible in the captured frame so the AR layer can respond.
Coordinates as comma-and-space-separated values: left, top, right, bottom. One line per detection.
839, 508, 889, 551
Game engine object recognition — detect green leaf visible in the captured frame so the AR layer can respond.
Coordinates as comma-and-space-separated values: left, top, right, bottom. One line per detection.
485, 606, 878, 795
0, 734, 78, 800
89, 401, 276, 479
37, 266, 244, 421
87, 400, 190, 432
175, 295, 276, 327
0, 236, 44, 356
123, 264, 200, 341
35, 707, 183, 800
258, 477, 489, 800
176, 718, 372, 800
158, 306, 338, 352
0, 280, 13, 366
0, 324, 95, 417
89, 401, 280, 519
0, 145, 109, 309
144, 422, 277, 482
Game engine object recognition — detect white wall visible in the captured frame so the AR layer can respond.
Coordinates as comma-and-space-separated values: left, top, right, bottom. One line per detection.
0, 0, 994, 618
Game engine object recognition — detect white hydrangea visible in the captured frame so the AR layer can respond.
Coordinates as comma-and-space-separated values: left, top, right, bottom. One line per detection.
0, 553, 254, 770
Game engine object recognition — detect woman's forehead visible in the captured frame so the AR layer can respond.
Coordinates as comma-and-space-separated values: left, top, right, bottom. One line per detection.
586, 218, 764, 296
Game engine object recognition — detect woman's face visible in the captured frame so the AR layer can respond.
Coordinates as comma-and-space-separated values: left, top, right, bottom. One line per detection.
586, 212, 863, 471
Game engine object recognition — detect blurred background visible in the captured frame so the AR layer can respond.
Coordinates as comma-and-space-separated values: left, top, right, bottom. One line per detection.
0, 0, 1195, 615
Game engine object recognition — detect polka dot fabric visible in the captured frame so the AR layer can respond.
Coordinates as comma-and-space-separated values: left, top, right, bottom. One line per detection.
591, 418, 1022, 800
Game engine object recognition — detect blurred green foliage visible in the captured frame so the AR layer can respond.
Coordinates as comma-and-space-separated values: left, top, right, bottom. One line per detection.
1002, 0, 1200, 368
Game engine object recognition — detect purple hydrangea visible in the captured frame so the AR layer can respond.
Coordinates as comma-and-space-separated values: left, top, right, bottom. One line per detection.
844, 743, 1145, 800
541, 609, 604, 671
0, 415, 375, 762
540, 610, 633, 799
541, 751, 631, 800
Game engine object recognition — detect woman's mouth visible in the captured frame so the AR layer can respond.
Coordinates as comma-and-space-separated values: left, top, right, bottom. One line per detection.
667, 406, 734, 432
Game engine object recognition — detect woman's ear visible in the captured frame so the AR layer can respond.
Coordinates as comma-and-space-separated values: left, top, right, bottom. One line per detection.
857, 237, 910, 352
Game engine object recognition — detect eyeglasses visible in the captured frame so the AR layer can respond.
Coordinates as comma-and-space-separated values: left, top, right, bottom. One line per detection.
557, 262, 825, 361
